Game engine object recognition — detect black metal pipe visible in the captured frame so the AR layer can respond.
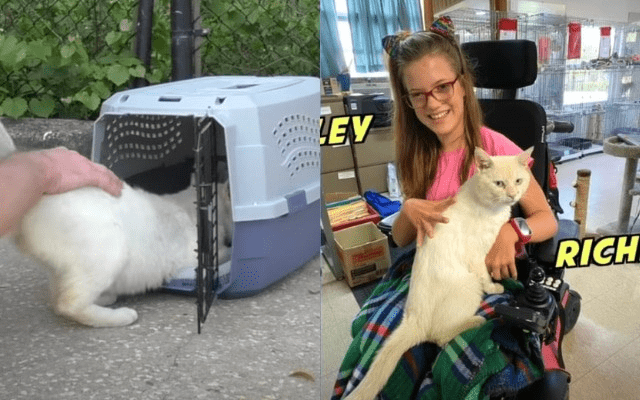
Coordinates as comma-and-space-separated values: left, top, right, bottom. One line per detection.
133, 0, 154, 88
171, 0, 193, 81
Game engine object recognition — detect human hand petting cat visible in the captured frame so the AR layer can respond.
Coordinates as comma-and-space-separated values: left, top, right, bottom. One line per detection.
485, 222, 520, 280
403, 197, 456, 246
35, 147, 123, 196
0, 147, 123, 236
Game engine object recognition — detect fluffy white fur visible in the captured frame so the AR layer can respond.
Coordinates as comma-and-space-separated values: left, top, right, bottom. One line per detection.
0, 120, 16, 159
1, 121, 232, 328
344, 147, 533, 400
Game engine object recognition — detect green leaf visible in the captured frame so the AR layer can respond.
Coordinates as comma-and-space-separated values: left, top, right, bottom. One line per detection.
0, 36, 19, 68
118, 56, 141, 67
105, 32, 120, 46
28, 40, 52, 61
60, 44, 75, 59
129, 64, 146, 78
0, 35, 18, 58
28, 95, 56, 118
13, 42, 28, 66
106, 64, 130, 86
73, 91, 101, 111
1, 97, 28, 119
90, 81, 111, 99
147, 69, 164, 84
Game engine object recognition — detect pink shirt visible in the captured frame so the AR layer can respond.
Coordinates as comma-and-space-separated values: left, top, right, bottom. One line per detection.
426, 126, 529, 201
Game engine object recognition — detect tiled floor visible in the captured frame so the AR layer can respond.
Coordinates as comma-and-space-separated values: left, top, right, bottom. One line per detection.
321, 152, 640, 399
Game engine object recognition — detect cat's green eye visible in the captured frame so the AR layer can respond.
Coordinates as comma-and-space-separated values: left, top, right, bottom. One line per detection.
494, 181, 505, 188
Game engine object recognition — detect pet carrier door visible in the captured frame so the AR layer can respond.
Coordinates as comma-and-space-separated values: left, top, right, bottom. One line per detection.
193, 116, 226, 333
92, 113, 225, 332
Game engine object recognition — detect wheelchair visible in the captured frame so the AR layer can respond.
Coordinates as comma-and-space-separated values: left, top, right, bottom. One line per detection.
460, 39, 582, 400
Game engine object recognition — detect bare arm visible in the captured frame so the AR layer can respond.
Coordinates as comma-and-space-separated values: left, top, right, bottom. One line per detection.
0, 148, 123, 236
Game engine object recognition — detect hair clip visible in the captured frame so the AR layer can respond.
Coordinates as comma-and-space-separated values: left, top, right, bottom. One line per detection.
382, 31, 411, 59
382, 34, 400, 59
429, 16, 455, 39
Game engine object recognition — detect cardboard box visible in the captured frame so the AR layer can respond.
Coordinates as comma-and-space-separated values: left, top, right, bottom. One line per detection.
358, 163, 388, 194
322, 144, 355, 173
334, 222, 391, 287
321, 95, 355, 173
320, 96, 355, 173
327, 199, 381, 232
322, 170, 359, 194
325, 191, 360, 204
353, 126, 395, 168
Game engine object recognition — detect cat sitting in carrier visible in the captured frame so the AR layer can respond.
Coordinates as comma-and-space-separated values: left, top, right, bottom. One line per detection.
344, 147, 533, 400
0, 121, 232, 328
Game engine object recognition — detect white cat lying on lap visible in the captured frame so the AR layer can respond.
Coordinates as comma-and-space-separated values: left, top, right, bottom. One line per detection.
344, 147, 533, 400
1, 122, 231, 328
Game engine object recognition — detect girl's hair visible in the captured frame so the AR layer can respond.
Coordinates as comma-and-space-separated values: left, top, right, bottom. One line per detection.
386, 31, 484, 200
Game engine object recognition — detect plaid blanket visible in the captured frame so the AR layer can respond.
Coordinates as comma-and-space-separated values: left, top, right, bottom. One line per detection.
332, 249, 544, 400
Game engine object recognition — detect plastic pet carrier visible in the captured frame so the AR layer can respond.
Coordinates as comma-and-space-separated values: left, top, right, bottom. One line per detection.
92, 76, 321, 329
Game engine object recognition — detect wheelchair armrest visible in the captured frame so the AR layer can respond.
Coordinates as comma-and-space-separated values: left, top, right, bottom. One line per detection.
532, 219, 580, 265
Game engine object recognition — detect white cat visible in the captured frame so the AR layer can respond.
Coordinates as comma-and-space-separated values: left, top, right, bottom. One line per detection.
344, 147, 532, 400
0, 121, 232, 328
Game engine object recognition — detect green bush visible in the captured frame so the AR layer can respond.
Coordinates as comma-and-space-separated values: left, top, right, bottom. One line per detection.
0, 0, 170, 120
0, 0, 318, 120
200, 0, 319, 77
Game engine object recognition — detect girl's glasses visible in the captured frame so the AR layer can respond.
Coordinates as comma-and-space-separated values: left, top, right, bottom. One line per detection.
403, 76, 459, 109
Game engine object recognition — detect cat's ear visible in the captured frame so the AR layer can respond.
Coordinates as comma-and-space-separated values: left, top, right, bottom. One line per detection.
474, 147, 493, 171
517, 147, 534, 167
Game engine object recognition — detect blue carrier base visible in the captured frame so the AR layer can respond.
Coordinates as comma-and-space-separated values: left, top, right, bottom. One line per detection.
218, 198, 320, 298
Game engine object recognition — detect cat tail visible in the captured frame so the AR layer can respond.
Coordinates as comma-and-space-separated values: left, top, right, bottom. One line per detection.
0, 120, 17, 160
345, 319, 423, 400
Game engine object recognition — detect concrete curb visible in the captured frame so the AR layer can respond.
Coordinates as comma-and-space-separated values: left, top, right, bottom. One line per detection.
0, 117, 94, 159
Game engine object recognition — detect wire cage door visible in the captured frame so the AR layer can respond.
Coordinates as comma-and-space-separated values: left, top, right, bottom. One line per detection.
194, 116, 224, 333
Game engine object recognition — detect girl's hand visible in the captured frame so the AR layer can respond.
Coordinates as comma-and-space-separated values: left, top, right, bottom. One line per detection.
485, 222, 520, 280
403, 197, 455, 246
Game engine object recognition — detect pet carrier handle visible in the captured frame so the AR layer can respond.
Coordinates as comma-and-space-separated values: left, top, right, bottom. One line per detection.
547, 120, 574, 134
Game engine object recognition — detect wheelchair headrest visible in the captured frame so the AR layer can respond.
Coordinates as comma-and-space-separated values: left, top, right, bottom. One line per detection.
461, 40, 537, 90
